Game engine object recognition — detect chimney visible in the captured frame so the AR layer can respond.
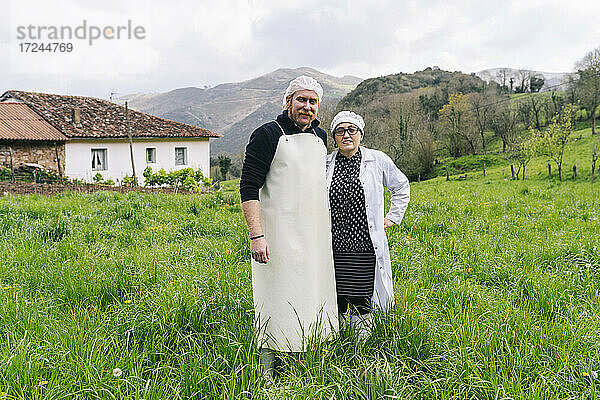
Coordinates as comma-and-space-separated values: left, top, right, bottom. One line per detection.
72, 108, 82, 127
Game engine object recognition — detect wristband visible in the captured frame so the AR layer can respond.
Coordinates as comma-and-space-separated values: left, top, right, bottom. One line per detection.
250, 234, 264, 240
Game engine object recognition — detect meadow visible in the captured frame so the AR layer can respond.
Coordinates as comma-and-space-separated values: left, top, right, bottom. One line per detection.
0, 129, 599, 399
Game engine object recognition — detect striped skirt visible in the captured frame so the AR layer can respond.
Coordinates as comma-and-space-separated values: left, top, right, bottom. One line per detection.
333, 252, 376, 315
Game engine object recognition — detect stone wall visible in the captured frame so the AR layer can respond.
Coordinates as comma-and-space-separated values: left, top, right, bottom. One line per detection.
0, 141, 65, 175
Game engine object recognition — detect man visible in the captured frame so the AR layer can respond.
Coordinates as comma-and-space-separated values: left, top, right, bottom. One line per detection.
240, 76, 338, 384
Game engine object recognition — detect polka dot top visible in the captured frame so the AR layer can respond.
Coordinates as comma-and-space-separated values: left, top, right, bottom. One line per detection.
329, 148, 375, 254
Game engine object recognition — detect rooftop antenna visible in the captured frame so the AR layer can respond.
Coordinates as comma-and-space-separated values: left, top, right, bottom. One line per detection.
109, 90, 119, 103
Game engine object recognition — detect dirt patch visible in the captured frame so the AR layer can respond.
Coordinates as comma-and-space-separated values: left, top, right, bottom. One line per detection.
0, 181, 196, 196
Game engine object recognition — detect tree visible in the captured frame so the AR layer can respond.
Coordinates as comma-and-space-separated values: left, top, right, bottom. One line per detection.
508, 135, 536, 180
418, 89, 446, 120
401, 93, 436, 178
516, 94, 548, 131
574, 47, 600, 135
439, 92, 479, 157
549, 91, 565, 117
361, 92, 435, 180
468, 92, 496, 154
217, 155, 231, 181
534, 104, 576, 181
528, 95, 548, 130
228, 164, 241, 178
530, 75, 545, 93
489, 104, 519, 152
515, 69, 531, 93
410, 126, 436, 179
496, 68, 512, 93
367, 95, 414, 167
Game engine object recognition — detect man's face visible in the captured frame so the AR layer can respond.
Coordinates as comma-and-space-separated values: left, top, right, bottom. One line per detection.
287, 89, 319, 130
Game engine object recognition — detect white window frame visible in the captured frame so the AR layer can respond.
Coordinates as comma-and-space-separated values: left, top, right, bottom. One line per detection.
175, 147, 187, 166
91, 148, 107, 171
146, 147, 156, 163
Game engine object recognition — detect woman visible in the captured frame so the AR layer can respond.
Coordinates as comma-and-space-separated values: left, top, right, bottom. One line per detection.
326, 111, 410, 340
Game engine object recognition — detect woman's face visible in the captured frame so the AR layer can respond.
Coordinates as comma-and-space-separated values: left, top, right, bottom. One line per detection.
334, 122, 363, 155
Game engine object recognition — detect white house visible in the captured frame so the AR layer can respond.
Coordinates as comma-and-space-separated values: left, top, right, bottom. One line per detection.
0, 90, 220, 184
65, 137, 211, 184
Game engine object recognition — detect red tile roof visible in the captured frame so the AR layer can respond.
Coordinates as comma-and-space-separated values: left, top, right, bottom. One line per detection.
0, 103, 68, 141
2, 90, 221, 139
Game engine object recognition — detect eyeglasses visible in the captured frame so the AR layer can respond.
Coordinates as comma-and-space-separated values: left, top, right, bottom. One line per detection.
334, 126, 360, 136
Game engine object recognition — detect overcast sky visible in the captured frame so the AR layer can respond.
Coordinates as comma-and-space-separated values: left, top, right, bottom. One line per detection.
1, 0, 599, 99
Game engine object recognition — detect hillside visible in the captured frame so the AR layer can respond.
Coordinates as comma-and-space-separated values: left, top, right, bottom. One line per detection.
337, 67, 486, 109
122, 67, 362, 155
330, 68, 496, 181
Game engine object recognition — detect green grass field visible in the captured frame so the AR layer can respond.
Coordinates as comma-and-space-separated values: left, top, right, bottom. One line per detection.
1, 130, 599, 399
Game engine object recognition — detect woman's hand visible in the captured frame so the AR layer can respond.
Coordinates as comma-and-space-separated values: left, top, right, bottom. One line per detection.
384, 218, 395, 229
251, 236, 270, 264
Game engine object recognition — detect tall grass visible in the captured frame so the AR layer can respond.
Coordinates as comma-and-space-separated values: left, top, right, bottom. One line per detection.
0, 129, 599, 398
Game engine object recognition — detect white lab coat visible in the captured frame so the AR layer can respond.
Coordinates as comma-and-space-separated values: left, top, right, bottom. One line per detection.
326, 146, 410, 311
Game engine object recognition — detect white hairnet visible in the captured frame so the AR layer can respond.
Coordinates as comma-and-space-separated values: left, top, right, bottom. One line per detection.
330, 110, 365, 132
282, 75, 324, 109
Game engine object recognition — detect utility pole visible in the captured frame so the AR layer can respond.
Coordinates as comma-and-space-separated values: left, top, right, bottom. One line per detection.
9, 146, 14, 182
125, 101, 137, 185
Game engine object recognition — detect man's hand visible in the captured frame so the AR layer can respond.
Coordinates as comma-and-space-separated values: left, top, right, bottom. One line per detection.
384, 218, 395, 229
242, 200, 271, 263
251, 237, 270, 264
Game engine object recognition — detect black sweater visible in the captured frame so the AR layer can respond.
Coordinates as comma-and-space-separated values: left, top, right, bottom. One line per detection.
239, 111, 327, 202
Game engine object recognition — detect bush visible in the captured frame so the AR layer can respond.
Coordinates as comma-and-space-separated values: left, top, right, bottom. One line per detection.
143, 166, 212, 192
36, 168, 62, 183
1, 166, 63, 183
121, 175, 134, 187
0, 167, 11, 181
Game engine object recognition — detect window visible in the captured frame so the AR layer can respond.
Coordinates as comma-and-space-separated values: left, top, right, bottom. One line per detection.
175, 147, 187, 166
91, 148, 107, 171
146, 147, 156, 163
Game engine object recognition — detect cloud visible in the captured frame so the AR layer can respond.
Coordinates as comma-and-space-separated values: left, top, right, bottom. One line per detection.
2, 0, 600, 98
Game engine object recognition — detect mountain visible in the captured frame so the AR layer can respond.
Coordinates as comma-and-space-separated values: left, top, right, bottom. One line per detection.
121, 67, 362, 155
475, 68, 572, 91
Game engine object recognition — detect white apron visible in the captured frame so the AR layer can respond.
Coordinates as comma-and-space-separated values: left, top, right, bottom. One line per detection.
252, 123, 338, 352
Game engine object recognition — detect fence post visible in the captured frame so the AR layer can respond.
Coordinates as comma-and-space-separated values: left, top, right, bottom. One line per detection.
573, 164, 577, 179
446, 169, 449, 181
34, 169, 37, 195
548, 163, 552, 178
483, 161, 486, 177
